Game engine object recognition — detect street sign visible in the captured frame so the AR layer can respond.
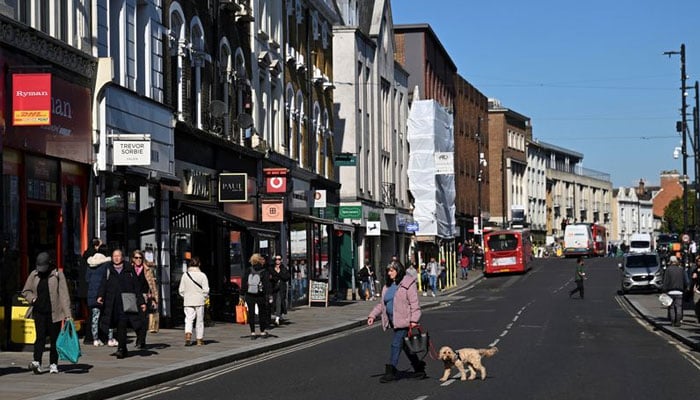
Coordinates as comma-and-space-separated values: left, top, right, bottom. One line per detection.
334, 153, 357, 166
406, 222, 419, 232
339, 205, 362, 219
682, 233, 690, 243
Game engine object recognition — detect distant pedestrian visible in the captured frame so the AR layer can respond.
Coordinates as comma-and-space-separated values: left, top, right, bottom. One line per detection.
178, 256, 210, 346
358, 263, 373, 300
367, 262, 426, 382
242, 253, 273, 339
85, 251, 113, 347
270, 255, 290, 326
22, 252, 72, 374
131, 250, 150, 349
426, 257, 439, 297
459, 255, 469, 280
81, 237, 102, 344
97, 249, 146, 359
663, 255, 688, 327
691, 256, 700, 323
568, 257, 586, 299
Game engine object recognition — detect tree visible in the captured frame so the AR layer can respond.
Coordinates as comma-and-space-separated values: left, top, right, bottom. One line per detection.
663, 191, 696, 233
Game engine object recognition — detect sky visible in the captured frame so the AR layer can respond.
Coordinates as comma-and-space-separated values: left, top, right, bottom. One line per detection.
391, 0, 700, 188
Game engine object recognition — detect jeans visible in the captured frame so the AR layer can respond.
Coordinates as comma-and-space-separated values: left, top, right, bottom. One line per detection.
390, 328, 420, 368
429, 275, 437, 294
184, 305, 205, 339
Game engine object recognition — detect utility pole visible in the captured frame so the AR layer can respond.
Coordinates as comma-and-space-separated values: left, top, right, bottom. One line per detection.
694, 81, 699, 238
476, 117, 484, 248
665, 44, 689, 234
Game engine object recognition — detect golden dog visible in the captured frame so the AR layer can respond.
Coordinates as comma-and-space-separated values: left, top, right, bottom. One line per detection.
438, 346, 498, 382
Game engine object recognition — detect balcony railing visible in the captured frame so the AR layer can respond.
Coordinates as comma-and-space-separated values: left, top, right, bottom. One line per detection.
382, 182, 396, 207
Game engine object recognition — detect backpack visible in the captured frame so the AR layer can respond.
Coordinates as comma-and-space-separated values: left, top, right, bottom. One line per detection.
247, 269, 263, 294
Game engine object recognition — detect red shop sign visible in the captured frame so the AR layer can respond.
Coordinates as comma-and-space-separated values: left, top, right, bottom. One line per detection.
12, 73, 52, 126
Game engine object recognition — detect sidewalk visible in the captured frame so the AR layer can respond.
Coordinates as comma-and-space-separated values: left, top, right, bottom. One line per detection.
0, 272, 484, 400
623, 293, 700, 350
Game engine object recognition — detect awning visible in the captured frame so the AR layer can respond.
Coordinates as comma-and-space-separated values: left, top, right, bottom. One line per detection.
182, 203, 279, 237
292, 212, 354, 231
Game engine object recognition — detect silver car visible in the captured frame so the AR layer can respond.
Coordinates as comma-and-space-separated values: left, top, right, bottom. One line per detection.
619, 252, 663, 293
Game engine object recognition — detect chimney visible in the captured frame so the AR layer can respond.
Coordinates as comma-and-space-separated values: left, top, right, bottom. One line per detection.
636, 179, 645, 196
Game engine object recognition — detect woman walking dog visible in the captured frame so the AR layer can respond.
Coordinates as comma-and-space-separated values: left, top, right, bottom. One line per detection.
367, 262, 426, 382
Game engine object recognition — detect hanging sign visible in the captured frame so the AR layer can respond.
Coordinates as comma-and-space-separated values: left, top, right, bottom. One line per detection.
261, 201, 284, 222
219, 173, 248, 202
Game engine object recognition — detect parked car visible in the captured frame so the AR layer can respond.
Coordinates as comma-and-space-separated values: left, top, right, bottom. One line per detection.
618, 252, 664, 294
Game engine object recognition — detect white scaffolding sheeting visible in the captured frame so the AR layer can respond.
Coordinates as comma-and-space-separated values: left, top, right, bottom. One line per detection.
407, 100, 456, 239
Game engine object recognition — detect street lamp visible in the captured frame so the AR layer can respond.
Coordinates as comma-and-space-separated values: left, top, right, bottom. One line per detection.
476, 117, 486, 248
664, 44, 689, 234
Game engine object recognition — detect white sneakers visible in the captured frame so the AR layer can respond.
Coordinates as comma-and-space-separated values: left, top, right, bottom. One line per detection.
431, 292, 436, 297
93, 339, 104, 347
49, 364, 58, 374
107, 338, 118, 347
29, 361, 41, 374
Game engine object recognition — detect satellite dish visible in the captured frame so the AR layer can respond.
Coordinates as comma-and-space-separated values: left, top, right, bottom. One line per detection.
210, 100, 228, 119
236, 113, 254, 129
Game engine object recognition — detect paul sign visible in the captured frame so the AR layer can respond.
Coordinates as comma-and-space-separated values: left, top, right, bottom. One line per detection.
219, 173, 247, 202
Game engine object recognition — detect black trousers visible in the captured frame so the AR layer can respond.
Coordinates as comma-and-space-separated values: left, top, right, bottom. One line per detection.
245, 294, 270, 333
33, 311, 60, 365
569, 280, 584, 298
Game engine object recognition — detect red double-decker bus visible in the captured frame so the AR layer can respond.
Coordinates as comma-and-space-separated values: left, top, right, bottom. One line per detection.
591, 224, 607, 257
483, 229, 533, 275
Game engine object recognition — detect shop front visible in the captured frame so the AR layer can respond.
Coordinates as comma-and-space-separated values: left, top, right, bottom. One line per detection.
1, 58, 95, 349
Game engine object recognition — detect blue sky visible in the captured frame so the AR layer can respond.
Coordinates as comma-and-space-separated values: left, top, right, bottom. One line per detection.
392, 0, 700, 188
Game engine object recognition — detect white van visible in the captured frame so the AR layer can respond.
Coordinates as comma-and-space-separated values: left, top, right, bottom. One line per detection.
563, 224, 594, 257
628, 233, 653, 254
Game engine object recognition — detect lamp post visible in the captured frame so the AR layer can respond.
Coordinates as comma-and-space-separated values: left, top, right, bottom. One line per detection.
664, 44, 689, 233
476, 117, 486, 248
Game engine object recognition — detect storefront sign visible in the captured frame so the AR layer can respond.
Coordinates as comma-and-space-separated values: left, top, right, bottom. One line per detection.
219, 173, 247, 202
112, 139, 151, 166
339, 205, 362, 219
262, 201, 284, 222
434, 152, 454, 175
366, 221, 381, 236
264, 168, 288, 193
333, 153, 357, 166
309, 280, 329, 307
311, 190, 326, 208
12, 73, 51, 126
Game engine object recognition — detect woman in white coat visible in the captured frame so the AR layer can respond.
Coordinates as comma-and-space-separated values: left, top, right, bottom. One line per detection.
178, 256, 210, 346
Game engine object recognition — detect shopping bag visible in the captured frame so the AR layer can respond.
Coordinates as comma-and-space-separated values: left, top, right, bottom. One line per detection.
235, 299, 248, 325
403, 325, 429, 355
56, 320, 82, 364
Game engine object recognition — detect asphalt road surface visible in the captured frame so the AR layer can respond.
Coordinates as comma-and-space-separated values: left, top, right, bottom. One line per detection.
115, 257, 700, 400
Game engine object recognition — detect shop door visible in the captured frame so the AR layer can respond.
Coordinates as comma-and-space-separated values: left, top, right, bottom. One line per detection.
26, 205, 59, 266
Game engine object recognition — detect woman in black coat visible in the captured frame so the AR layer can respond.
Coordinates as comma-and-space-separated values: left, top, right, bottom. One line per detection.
97, 249, 145, 358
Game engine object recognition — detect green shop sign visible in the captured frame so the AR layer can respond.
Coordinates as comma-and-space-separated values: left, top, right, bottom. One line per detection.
338, 206, 362, 219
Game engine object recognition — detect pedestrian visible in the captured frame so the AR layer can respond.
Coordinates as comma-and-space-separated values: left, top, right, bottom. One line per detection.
81, 237, 102, 344
178, 256, 210, 346
568, 257, 586, 299
131, 250, 152, 349
270, 255, 291, 326
97, 249, 146, 359
367, 261, 426, 382
242, 253, 273, 339
426, 257, 439, 297
144, 253, 160, 333
358, 263, 373, 300
459, 254, 469, 280
22, 252, 72, 374
85, 251, 114, 347
662, 255, 688, 327
691, 256, 700, 323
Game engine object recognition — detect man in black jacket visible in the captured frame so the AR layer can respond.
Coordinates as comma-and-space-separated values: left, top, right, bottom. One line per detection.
662, 256, 688, 327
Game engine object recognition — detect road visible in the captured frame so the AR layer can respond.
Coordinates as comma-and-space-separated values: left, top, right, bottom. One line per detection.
115, 257, 700, 400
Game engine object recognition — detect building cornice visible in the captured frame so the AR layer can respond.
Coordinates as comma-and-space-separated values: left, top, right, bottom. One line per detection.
0, 15, 97, 84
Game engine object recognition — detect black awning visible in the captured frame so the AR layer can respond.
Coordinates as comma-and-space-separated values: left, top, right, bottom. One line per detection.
181, 203, 279, 237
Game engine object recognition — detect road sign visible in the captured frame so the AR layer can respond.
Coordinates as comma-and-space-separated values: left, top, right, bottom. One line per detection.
406, 222, 419, 232
682, 233, 690, 243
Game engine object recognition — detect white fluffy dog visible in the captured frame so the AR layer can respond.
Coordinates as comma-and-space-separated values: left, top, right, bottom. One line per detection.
438, 346, 498, 382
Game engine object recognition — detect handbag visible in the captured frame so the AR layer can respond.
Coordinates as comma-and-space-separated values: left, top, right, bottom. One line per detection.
659, 293, 673, 307
56, 320, 82, 363
235, 298, 248, 325
404, 325, 430, 355
121, 292, 138, 313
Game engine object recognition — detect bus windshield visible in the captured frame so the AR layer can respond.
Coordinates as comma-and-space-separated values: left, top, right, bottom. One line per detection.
487, 234, 519, 251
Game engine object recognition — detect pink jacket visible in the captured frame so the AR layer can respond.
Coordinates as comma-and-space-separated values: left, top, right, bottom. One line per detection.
368, 274, 421, 330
